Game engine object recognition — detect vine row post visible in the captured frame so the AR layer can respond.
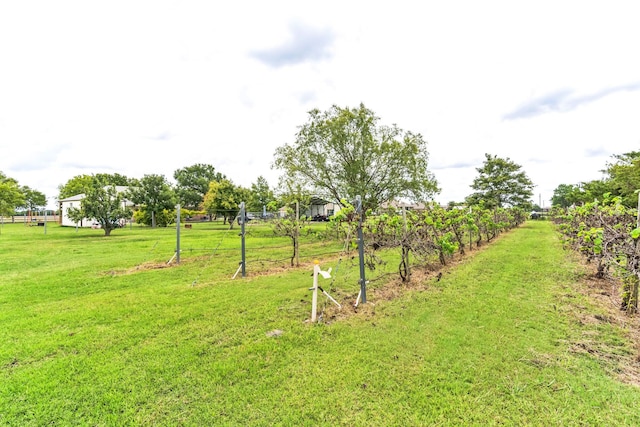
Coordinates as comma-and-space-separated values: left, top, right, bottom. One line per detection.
176, 204, 181, 264
240, 202, 246, 277
295, 201, 300, 267
635, 191, 640, 309
356, 195, 367, 304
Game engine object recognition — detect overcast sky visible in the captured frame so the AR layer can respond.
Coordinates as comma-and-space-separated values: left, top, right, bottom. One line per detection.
1, 1, 639, 209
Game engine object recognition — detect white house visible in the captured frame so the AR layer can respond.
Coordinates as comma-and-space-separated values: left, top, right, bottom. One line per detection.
59, 186, 133, 227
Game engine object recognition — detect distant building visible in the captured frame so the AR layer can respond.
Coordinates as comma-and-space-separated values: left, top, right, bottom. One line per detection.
59, 186, 133, 227
307, 197, 340, 221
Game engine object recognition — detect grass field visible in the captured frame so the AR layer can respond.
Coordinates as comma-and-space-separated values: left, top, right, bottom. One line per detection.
1, 220, 639, 425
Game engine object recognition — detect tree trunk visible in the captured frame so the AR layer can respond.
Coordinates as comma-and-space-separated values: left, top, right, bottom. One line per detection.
399, 245, 411, 282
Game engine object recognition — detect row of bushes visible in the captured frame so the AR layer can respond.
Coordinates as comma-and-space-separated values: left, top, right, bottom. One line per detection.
552, 198, 640, 312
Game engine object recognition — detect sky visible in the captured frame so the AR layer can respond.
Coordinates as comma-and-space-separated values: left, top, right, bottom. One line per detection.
1, 1, 639, 210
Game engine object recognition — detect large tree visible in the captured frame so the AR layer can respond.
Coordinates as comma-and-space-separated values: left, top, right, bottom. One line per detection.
66, 176, 131, 236
273, 104, 439, 214
0, 172, 25, 219
466, 154, 534, 209
58, 173, 131, 200
551, 183, 581, 208
127, 174, 176, 227
19, 186, 47, 217
174, 164, 226, 210
248, 175, 276, 214
202, 179, 250, 228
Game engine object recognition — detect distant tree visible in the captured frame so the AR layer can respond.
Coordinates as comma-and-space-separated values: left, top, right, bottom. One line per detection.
58, 175, 93, 200
132, 208, 175, 228
174, 164, 226, 210
605, 151, 640, 207
127, 174, 176, 227
58, 173, 132, 200
552, 180, 614, 207
551, 184, 581, 208
466, 154, 534, 209
273, 104, 439, 215
579, 179, 613, 204
19, 186, 47, 217
0, 172, 25, 220
95, 173, 131, 186
66, 176, 131, 236
202, 179, 250, 228
275, 177, 313, 219
248, 176, 276, 214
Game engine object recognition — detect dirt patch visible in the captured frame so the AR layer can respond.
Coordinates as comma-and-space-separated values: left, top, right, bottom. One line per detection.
315, 247, 485, 323
99, 260, 177, 277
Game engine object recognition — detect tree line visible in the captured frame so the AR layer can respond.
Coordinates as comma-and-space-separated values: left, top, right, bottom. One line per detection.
0, 171, 47, 219
2, 103, 537, 236
551, 151, 640, 208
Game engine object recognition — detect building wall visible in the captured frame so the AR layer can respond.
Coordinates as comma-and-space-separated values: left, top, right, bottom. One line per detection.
307, 202, 340, 218
60, 197, 92, 227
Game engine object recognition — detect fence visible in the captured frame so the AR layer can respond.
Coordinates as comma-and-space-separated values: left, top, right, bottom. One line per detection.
1, 215, 60, 224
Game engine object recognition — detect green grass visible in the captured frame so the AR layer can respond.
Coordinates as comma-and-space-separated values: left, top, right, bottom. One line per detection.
1, 221, 639, 425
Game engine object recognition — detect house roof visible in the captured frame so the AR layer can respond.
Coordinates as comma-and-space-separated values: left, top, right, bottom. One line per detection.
60, 193, 86, 202
310, 196, 332, 205
59, 186, 131, 203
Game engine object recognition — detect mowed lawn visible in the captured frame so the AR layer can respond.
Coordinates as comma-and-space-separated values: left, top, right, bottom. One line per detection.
1, 220, 639, 425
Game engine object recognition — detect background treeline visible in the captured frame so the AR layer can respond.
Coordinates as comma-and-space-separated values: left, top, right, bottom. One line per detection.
552, 151, 640, 208
2, 105, 540, 234
551, 151, 640, 313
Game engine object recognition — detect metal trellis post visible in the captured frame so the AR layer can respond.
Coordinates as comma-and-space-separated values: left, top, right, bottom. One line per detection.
176, 204, 181, 264
241, 202, 246, 277
356, 195, 366, 304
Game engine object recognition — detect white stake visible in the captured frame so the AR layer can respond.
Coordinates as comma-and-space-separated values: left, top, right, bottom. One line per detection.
310, 260, 332, 322
232, 262, 243, 279
354, 289, 362, 308
318, 286, 341, 308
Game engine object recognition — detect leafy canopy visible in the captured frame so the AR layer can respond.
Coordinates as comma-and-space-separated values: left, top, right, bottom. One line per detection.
605, 151, 640, 207
174, 164, 225, 210
248, 176, 276, 213
466, 154, 534, 209
0, 171, 25, 217
127, 174, 176, 227
66, 176, 131, 236
19, 186, 47, 213
59, 173, 132, 200
273, 104, 438, 213
551, 151, 640, 208
202, 179, 250, 228
551, 184, 581, 208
